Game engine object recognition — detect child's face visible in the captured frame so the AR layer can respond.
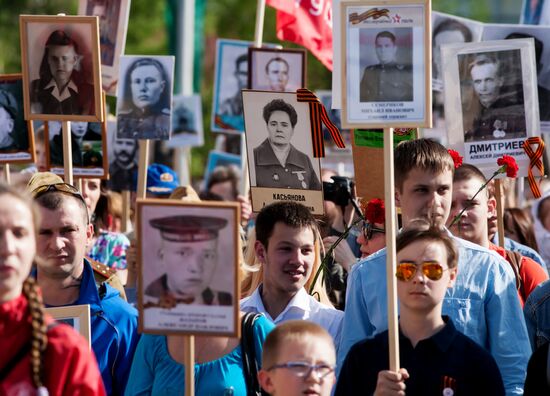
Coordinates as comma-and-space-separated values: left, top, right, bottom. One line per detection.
396, 239, 456, 314
259, 336, 336, 396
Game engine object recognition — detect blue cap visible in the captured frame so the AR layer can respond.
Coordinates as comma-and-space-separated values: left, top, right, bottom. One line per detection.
145, 163, 179, 195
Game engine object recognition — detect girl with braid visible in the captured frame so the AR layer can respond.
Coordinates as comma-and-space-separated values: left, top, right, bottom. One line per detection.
0, 184, 105, 395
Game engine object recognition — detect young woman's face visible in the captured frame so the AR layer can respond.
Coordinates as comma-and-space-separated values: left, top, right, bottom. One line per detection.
0, 194, 36, 303
81, 178, 101, 217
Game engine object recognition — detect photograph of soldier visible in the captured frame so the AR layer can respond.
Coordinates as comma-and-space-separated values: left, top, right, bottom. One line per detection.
29, 29, 95, 116
249, 48, 306, 93
46, 120, 103, 168
144, 215, 233, 307
107, 125, 139, 191
461, 51, 527, 142
0, 77, 32, 157
252, 98, 321, 190
167, 94, 204, 148
116, 56, 174, 140
359, 29, 413, 102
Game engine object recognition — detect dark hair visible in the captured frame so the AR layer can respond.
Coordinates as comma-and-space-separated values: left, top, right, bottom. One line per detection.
433, 19, 473, 44
375, 31, 396, 43
453, 163, 487, 182
394, 138, 455, 191
121, 58, 170, 111
265, 56, 289, 74
255, 201, 318, 249
262, 99, 298, 128
206, 165, 240, 201
235, 54, 248, 70
468, 53, 500, 76
504, 207, 539, 251
505, 33, 543, 64
35, 191, 89, 226
38, 30, 84, 85
396, 219, 458, 269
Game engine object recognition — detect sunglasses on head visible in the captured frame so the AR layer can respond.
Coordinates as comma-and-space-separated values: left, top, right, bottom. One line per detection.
362, 221, 385, 240
395, 261, 448, 282
31, 183, 88, 211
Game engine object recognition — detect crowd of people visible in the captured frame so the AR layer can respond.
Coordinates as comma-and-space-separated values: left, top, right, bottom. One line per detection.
2, 137, 550, 395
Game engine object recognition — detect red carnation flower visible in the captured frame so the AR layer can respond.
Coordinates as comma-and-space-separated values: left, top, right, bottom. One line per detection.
447, 149, 463, 169
497, 155, 519, 178
364, 198, 385, 225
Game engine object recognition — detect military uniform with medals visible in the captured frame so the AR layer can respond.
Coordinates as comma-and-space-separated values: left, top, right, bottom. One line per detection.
253, 138, 321, 190
117, 107, 171, 140
360, 62, 413, 102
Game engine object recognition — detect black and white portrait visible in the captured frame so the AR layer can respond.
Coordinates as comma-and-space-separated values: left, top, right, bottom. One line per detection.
248, 48, 306, 92
116, 55, 175, 140
79, 0, 131, 95
106, 121, 139, 191
139, 201, 239, 336
20, 15, 102, 121
359, 28, 413, 102
166, 94, 204, 148
0, 75, 34, 163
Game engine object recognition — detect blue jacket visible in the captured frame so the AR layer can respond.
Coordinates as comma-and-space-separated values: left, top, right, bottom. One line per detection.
340, 236, 531, 396
524, 279, 550, 350
71, 260, 140, 395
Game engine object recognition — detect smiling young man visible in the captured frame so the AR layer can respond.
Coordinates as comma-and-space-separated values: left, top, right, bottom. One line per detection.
336, 223, 504, 395
240, 201, 343, 346
339, 138, 531, 395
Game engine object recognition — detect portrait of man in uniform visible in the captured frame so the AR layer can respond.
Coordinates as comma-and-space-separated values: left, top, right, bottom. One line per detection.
219, 54, 248, 117
360, 30, 413, 102
116, 56, 174, 140
249, 48, 306, 93
144, 215, 233, 307
462, 52, 527, 142
47, 120, 103, 168
253, 99, 321, 190
108, 134, 138, 191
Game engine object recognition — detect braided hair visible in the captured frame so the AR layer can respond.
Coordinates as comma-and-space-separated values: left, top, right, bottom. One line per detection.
22, 277, 48, 391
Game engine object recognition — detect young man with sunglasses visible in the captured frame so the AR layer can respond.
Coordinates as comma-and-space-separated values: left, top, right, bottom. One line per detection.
336, 223, 504, 395
26, 172, 139, 396
339, 139, 530, 395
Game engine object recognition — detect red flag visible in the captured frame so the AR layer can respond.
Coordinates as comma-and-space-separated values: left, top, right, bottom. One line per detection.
267, 0, 333, 71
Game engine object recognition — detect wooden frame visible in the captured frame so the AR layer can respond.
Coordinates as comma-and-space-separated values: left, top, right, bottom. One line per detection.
248, 47, 307, 92
44, 92, 109, 178
340, 0, 432, 128
19, 15, 103, 122
0, 74, 36, 164
45, 304, 91, 346
443, 38, 540, 179
78, 0, 132, 96
242, 90, 325, 215
137, 199, 241, 337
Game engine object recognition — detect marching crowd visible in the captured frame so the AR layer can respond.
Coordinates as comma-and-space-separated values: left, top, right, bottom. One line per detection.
3, 137, 550, 395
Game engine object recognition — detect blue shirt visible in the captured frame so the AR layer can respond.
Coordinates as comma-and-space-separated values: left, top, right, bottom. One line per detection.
339, 236, 531, 396
124, 315, 274, 396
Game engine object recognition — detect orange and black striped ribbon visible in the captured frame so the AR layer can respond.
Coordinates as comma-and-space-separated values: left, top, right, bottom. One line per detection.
523, 136, 545, 198
296, 88, 346, 158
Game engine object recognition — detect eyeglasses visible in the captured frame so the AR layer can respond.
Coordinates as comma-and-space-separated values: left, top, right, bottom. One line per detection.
267, 361, 335, 379
362, 221, 385, 240
395, 261, 449, 282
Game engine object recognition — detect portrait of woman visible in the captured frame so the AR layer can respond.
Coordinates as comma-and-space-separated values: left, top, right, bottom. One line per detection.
116, 56, 174, 140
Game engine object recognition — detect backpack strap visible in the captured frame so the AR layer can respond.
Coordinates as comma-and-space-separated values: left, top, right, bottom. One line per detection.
240, 312, 265, 396
505, 249, 525, 300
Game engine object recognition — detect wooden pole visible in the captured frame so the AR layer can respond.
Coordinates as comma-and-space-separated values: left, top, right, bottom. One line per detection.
121, 190, 131, 233
4, 164, 10, 185
495, 179, 505, 247
62, 121, 73, 185
383, 127, 399, 371
184, 335, 195, 395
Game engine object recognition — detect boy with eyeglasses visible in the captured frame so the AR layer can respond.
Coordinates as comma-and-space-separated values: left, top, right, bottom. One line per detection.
335, 222, 504, 395
259, 320, 336, 396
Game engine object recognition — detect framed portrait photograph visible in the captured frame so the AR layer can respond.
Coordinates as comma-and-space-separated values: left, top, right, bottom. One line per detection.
203, 150, 242, 190
19, 15, 103, 122
78, 0, 131, 96
248, 48, 306, 92
242, 90, 324, 215
116, 55, 175, 140
443, 39, 540, 178
340, 0, 432, 128
482, 24, 550, 131
106, 120, 139, 192
45, 304, 91, 346
0, 74, 36, 164
137, 200, 240, 336
166, 94, 204, 148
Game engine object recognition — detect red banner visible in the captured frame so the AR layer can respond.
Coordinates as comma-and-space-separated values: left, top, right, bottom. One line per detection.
267, 0, 333, 71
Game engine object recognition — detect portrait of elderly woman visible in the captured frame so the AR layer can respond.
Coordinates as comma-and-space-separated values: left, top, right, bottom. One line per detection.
253, 99, 321, 190
116, 56, 174, 140
30, 30, 95, 116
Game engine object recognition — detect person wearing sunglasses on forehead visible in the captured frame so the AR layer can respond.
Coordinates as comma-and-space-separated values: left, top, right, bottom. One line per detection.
259, 320, 336, 396
336, 221, 504, 395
